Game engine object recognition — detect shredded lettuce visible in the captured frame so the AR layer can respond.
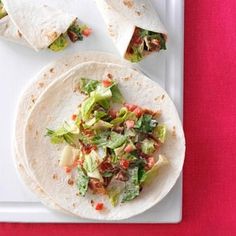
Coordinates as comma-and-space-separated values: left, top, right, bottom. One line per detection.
110, 84, 124, 103
81, 97, 96, 121
90, 85, 112, 102
154, 124, 167, 143
49, 34, 68, 52
77, 167, 89, 196
79, 78, 99, 95
141, 139, 156, 155
107, 132, 127, 149
135, 114, 158, 133
108, 187, 121, 207
92, 120, 113, 130
83, 150, 99, 173
121, 167, 140, 202
111, 107, 128, 125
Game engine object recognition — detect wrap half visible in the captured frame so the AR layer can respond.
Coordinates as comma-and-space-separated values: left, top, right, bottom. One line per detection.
96, 0, 168, 62
0, 0, 91, 51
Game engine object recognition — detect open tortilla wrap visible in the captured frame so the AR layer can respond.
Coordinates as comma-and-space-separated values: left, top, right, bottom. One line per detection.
0, 0, 76, 50
14, 52, 128, 214
23, 62, 185, 220
96, 0, 168, 61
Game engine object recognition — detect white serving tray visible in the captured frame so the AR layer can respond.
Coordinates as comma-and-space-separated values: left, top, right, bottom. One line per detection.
0, 0, 184, 223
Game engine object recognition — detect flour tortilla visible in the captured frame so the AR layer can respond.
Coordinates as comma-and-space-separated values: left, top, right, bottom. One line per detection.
14, 52, 128, 214
96, 0, 168, 58
24, 62, 185, 220
0, 0, 76, 50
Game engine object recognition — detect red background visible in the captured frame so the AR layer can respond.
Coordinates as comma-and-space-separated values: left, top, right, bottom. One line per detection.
1, 0, 236, 235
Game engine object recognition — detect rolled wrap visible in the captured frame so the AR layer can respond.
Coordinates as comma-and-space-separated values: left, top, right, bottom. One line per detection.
0, 0, 76, 51
96, 0, 168, 60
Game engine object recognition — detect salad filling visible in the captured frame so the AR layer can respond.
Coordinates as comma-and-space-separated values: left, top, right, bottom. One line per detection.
0, 1, 7, 19
46, 76, 168, 208
49, 21, 92, 52
125, 27, 167, 62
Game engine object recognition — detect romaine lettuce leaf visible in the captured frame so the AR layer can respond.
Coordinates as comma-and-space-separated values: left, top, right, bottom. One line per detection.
77, 167, 89, 196
81, 97, 95, 121
49, 34, 68, 52
79, 78, 99, 95
110, 84, 124, 103
135, 114, 158, 133
141, 139, 156, 155
107, 132, 127, 149
154, 124, 167, 143
108, 187, 121, 207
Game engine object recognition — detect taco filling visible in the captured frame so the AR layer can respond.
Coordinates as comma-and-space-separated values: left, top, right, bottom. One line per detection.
0, 1, 7, 19
125, 27, 167, 62
46, 77, 168, 209
48, 21, 92, 52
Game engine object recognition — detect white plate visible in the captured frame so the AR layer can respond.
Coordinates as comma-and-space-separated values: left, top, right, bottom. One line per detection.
0, 0, 184, 223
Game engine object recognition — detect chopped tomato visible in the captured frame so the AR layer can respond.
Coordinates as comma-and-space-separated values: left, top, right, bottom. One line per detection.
133, 107, 143, 117
124, 103, 137, 112
120, 159, 130, 169
95, 203, 104, 211
71, 114, 77, 121
102, 78, 113, 87
82, 28, 92, 37
125, 120, 135, 129
124, 144, 134, 153
64, 166, 72, 173
147, 156, 155, 169
133, 36, 142, 45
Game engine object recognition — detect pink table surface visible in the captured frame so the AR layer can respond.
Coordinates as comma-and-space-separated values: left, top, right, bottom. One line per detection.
1, 0, 236, 235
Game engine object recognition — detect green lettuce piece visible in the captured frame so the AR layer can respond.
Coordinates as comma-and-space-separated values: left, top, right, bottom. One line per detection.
77, 167, 89, 196
90, 85, 112, 102
67, 23, 83, 41
92, 120, 113, 130
110, 84, 124, 103
114, 143, 126, 156
98, 99, 110, 110
81, 97, 95, 121
83, 150, 99, 173
0, 1, 7, 19
49, 34, 68, 52
138, 168, 147, 184
91, 131, 110, 146
108, 187, 121, 207
94, 110, 107, 120
135, 114, 158, 133
141, 139, 156, 155
46, 122, 79, 145
110, 107, 128, 125
107, 132, 127, 149
79, 78, 99, 95
154, 124, 167, 143
121, 167, 140, 202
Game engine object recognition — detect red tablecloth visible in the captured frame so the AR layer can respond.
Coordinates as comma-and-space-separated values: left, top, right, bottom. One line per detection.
1, 0, 236, 235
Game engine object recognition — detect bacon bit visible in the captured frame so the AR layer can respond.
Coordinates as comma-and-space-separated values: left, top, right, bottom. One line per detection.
124, 103, 137, 112
95, 203, 104, 211
125, 120, 135, 129
116, 170, 129, 181
113, 125, 124, 133
82, 28, 92, 37
67, 30, 79, 42
64, 166, 72, 173
108, 109, 117, 119
102, 78, 113, 87
89, 179, 106, 194
83, 129, 94, 136
133, 107, 143, 117
71, 114, 77, 121
124, 144, 134, 153
82, 145, 97, 155
99, 161, 113, 173
120, 159, 130, 169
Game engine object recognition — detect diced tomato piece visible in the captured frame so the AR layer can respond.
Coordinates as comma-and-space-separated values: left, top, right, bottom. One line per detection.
124, 103, 137, 112
102, 78, 113, 87
99, 161, 113, 172
120, 159, 130, 169
108, 109, 117, 119
133, 107, 143, 117
64, 166, 72, 173
124, 144, 134, 153
82, 28, 92, 37
125, 120, 135, 129
133, 36, 142, 44
95, 203, 104, 211
71, 114, 77, 121
147, 156, 155, 169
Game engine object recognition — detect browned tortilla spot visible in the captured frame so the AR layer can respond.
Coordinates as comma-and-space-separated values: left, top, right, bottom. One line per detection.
47, 32, 59, 42
38, 82, 44, 88
123, 0, 134, 8
50, 68, 54, 73
72, 203, 76, 208
52, 174, 58, 180
17, 30, 22, 38
135, 11, 141, 16
107, 73, 113, 79
123, 77, 130, 81
161, 94, 165, 100
172, 126, 176, 137
68, 178, 74, 186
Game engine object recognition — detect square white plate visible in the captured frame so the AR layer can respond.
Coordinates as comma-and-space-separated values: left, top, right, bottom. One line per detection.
0, 0, 184, 223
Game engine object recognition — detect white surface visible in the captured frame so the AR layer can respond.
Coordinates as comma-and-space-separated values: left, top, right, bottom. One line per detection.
0, 0, 184, 223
